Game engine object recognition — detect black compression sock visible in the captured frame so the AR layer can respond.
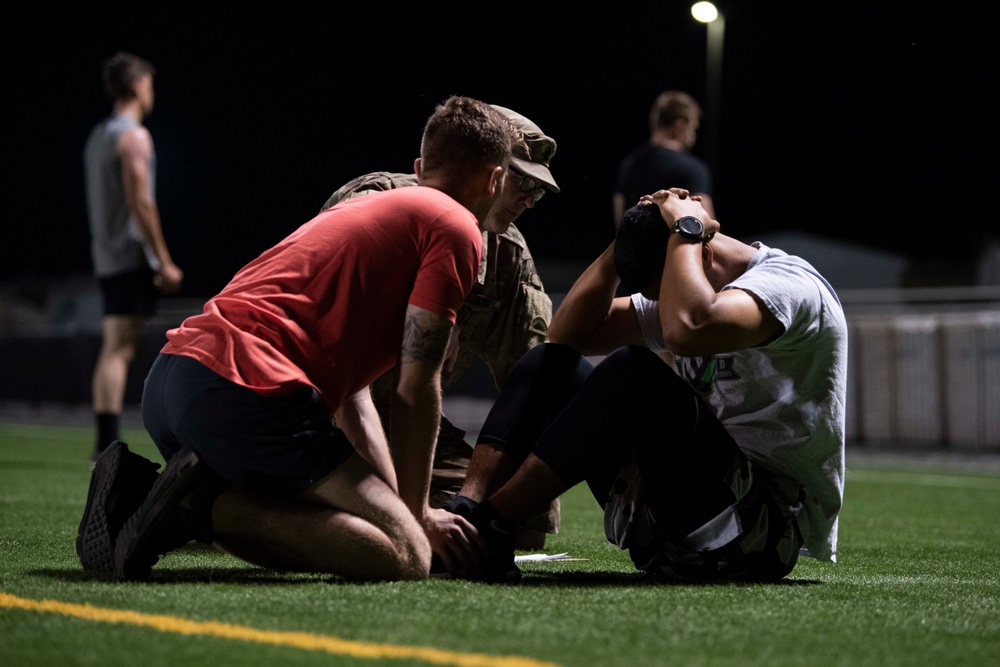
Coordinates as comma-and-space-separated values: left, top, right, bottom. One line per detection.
95, 413, 120, 452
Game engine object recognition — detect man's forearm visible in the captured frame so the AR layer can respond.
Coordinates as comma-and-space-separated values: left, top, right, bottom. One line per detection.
389, 383, 442, 520
549, 243, 618, 349
659, 235, 717, 354
335, 388, 397, 490
132, 200, 175, 267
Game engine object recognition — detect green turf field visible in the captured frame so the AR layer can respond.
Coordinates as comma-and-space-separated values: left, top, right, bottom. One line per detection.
1, 419, 998, 666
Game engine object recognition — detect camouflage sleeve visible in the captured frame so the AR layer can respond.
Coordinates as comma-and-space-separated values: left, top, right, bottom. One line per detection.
319, 171, 419, 212
446, 224, 552, 390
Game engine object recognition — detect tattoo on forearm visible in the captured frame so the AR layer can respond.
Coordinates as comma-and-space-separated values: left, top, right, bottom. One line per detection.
402, 315, 450, 366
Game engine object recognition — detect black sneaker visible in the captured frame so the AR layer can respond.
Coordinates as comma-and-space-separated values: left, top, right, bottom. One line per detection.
89, 444, 108, 471
468, 502, 521, 583
430, 495, 480, 577
76, 441, 161, 573
114, 447, 224, 581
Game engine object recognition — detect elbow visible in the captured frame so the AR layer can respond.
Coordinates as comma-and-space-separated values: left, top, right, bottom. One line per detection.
662, 321, 704, 358
393, 369, 441, 409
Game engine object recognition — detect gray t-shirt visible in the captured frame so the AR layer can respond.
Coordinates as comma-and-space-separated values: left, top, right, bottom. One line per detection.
84, 114, 158, 277
632, 242, 847, 562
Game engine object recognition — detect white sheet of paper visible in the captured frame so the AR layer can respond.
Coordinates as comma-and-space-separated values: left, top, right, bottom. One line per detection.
514, 552, 588, 562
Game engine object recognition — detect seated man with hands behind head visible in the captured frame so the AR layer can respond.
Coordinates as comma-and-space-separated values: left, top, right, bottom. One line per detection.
439, 188, 848, 583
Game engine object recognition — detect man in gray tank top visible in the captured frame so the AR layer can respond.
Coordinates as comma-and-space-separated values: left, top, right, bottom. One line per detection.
83, 51, 184, 464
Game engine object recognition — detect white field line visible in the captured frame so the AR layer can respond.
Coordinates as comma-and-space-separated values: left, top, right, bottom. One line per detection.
847, 469, 1000, 489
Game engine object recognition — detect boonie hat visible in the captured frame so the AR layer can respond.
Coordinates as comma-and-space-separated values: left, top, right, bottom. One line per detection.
490, 105, 560, 194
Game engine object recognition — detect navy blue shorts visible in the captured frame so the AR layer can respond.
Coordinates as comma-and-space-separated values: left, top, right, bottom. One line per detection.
141, 353, 355, 497
98, 267, 159, 317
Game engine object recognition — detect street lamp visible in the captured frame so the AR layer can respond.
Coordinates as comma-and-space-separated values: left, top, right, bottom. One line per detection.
691, 2, 724, 177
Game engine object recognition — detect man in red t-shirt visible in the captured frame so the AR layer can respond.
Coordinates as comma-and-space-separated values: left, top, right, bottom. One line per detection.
76, 96, 520, 582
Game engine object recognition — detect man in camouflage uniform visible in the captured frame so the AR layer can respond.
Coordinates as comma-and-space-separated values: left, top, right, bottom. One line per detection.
321, 105, 559, 548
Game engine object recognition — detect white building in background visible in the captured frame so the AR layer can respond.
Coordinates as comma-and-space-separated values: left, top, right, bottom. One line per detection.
750, 230, 908, 291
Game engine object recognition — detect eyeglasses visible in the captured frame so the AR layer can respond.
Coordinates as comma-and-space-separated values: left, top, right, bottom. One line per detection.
509, 166, 546, 203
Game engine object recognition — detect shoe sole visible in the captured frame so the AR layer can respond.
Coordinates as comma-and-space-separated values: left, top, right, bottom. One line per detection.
114, 448, 206, 581
490, 567, 522, 583
76, 442, 126, 572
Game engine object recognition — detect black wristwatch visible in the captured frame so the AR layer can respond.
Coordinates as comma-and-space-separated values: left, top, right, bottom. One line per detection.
672, 216, 706, 241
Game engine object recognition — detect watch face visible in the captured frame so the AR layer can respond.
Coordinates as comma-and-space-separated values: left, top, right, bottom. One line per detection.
678, 216, 704, 238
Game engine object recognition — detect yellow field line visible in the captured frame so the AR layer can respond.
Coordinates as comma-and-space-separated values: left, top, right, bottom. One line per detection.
0, 592, 559, 667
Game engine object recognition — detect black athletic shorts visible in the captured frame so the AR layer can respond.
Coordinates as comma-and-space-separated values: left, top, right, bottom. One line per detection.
141, 353, 355, 497
98, 267, 159, 317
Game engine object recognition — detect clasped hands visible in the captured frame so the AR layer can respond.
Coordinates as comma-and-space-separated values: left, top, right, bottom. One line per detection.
640, 188, 721, 239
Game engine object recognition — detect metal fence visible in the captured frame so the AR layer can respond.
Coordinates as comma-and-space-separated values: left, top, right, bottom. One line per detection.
842, 286, 1000, 451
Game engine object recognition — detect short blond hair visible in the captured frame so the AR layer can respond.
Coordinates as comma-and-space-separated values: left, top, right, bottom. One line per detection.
649, 90, 701, 134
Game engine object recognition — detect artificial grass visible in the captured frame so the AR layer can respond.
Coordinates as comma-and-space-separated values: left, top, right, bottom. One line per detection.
1, 419, 998, 666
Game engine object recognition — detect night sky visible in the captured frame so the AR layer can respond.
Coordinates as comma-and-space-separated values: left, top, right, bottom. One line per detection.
7, 1, 998, 297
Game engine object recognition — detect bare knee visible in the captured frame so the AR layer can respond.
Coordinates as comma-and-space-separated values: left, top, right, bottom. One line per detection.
330, 512, 430, 581
211, 491, 431, 581
99, 316, 144, 362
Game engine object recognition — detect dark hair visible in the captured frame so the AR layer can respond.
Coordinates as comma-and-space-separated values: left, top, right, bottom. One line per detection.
102, 51, 155, 101
614, 202, 670, 295
420, 96, 520, 173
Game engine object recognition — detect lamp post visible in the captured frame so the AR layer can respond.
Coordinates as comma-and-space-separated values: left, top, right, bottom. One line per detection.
691, 2, 724, 177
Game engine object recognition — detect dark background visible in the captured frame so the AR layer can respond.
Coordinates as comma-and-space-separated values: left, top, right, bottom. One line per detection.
5, 1, 998, 298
